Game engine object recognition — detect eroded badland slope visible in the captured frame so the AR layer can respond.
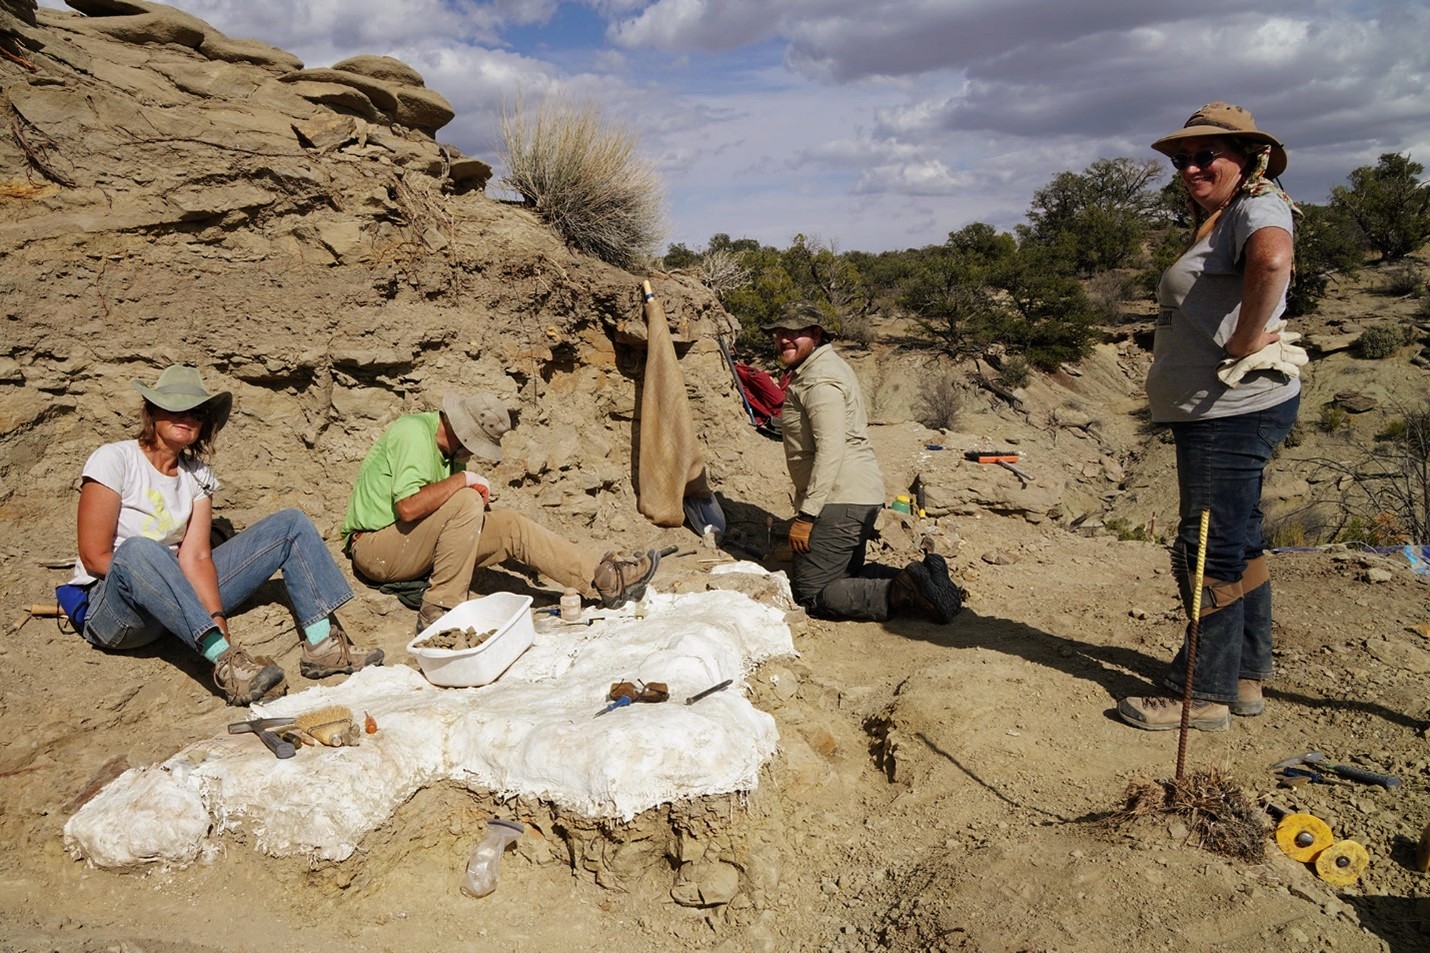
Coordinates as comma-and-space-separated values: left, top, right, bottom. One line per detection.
3, 3, 1429, 951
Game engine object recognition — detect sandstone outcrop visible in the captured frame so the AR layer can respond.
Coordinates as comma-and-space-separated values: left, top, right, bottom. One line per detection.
1, 1, 744, 582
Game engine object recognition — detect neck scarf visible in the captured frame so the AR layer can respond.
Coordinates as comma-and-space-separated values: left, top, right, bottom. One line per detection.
1187, 146, 1303, 246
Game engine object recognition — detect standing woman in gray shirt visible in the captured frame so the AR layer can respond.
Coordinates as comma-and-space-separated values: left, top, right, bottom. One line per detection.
1119, 103, 1303, 732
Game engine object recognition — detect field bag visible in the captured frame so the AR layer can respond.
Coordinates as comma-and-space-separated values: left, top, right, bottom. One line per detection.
55, 583, 92, 630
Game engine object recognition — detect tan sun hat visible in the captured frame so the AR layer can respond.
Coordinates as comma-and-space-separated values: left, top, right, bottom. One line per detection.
1151, 102, 1286, 178
441, 392, 511, 463
132, 365, 232, 432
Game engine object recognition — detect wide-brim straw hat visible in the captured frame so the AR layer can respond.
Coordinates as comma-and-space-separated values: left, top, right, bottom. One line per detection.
442, 392, 510, 463
1151, 102, 1286, 178
132, 365, 232, 432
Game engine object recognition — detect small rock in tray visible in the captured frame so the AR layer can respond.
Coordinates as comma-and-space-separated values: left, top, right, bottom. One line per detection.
415, 625, 497, 650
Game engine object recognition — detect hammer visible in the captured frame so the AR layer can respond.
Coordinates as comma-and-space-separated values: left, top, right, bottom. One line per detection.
228, 717, 297, 759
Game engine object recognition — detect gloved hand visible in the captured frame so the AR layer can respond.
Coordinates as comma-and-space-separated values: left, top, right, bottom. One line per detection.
463, 471, 491, 505
1216, 325, 1309, 388
788, 516, 815, 554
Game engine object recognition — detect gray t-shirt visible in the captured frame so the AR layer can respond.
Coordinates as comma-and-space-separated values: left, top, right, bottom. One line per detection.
1146, 191, 1299, 423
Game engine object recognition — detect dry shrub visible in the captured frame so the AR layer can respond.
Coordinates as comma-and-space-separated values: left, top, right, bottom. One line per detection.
836, 313, 876, 348
1354, 321, 1412, 359
1374, 263, 1424, 297
1087, 270, 1136, 323
500, 96, 665, 270
915, 369, 962, 431
698, 248, 750, 301
1107, 766, 1267, 862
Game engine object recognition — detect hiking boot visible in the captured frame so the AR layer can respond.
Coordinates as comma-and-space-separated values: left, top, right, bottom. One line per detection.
415, 602, 449, 637
213, 646, 287, 707
921, 553, 965, 618
300, 617, 384, 679
888, 560, 961, 624
1230, 678, 1264, 717
593, 549, 661, 609
1117, 695, 1230, 732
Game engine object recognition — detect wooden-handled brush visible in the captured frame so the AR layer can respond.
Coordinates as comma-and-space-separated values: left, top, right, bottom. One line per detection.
287, 705, 362, 747
229, 705, 360, 754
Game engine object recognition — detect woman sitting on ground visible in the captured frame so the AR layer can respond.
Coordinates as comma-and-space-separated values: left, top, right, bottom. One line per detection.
68, 365, 383, 706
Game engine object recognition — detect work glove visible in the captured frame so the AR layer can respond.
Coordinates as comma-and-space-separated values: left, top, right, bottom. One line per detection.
1217, 322, 1309, 388
463, 471, 491, 505
788, 516, 815, 554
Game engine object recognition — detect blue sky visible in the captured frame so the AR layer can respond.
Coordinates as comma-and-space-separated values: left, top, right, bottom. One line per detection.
37, 0, 1430, 255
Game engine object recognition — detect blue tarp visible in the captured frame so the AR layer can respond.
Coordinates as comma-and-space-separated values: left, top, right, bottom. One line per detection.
1271, 543, 1430, 575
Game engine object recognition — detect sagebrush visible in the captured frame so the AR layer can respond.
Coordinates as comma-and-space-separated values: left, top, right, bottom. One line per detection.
500, 97, 665, 270
915, 370, 963, 431
1355, 322, 1410, 359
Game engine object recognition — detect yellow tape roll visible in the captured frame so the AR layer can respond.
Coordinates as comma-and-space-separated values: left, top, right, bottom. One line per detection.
1274, 813, 1333, 863
1315, 839, 1369, 887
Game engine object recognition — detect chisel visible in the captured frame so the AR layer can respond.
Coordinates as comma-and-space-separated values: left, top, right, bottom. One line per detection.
685, 678, 733, 705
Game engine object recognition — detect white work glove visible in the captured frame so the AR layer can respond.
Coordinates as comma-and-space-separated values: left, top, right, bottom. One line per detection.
1217, 322, 1309, 388
463, 471, 491, 504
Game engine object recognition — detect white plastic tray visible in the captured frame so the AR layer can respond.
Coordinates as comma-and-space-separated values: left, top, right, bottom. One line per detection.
405, 592, 535, 687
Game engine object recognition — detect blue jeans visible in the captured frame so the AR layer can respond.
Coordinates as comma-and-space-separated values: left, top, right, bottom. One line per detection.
83, 508, 354, 654
1164, 395, 1299, 702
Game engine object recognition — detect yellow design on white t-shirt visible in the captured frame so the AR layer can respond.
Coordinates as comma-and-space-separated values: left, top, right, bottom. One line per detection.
141, 487, 178, 541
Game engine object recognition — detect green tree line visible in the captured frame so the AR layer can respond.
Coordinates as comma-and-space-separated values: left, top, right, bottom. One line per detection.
668, 153, 1430, 371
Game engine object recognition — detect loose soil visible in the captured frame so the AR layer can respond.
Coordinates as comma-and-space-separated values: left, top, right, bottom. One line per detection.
2, 5, 1429, 951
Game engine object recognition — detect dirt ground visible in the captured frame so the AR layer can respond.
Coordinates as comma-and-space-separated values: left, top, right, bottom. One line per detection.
3, 420, 1429, 953
3, 5, 1430, 949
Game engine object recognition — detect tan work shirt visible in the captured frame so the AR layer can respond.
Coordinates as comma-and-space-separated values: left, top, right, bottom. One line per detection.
781, 343, 884, 517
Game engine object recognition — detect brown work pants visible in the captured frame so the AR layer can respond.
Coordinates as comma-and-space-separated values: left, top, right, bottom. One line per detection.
350, 491, 601, 613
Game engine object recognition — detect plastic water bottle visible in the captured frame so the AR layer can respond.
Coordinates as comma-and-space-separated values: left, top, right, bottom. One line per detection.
462, 819, 526, 898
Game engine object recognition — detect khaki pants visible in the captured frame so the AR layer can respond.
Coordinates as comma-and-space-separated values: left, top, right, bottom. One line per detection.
350, 491, 600, 612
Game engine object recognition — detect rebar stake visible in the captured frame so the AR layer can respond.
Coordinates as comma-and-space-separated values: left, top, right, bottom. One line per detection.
1176, 508, 1211, 780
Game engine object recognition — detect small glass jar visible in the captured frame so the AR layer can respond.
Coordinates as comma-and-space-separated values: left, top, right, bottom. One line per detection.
560, 588, 581, 623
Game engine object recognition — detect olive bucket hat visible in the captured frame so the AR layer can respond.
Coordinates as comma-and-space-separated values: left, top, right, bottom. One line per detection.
132, 365, 232, 432
442, 391, 511, 463
1151, 102, 1287, 178
760, 300, 835, 335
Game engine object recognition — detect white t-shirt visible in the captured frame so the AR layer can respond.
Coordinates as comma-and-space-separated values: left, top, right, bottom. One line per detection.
1146, 191, 1299, 423
69, 440, 220, 585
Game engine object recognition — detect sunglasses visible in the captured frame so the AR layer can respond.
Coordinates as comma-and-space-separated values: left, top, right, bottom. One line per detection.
1169, 149, 1227, 171
152, 403, 212, 423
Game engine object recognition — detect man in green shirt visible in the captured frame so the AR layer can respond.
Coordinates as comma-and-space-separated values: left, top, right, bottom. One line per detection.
342, 393, 658, 632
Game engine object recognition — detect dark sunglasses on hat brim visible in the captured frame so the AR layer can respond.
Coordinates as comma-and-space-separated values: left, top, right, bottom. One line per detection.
1169, 149, 1229, 171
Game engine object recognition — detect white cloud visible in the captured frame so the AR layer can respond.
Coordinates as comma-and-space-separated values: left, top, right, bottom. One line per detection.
33, 0, 1430, 251
853, 160, 968, 197
607, 0, 780, 52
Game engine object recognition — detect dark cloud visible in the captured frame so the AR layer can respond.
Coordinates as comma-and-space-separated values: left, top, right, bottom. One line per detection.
37, 0, 1427, 250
